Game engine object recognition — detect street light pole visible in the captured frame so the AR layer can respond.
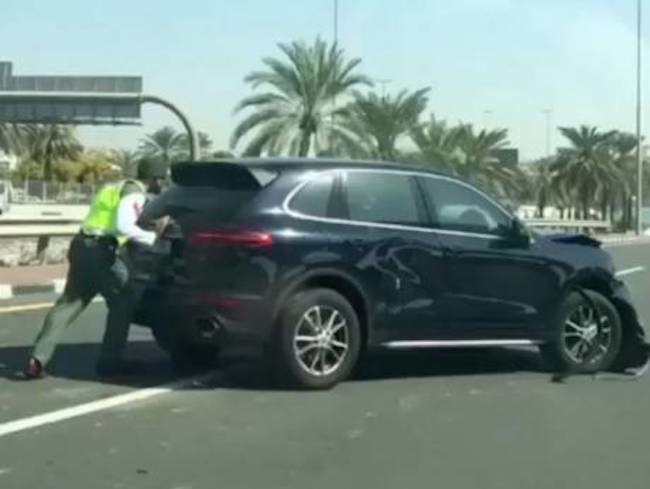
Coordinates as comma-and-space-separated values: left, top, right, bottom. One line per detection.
636, 0, 644, 235
333, 0, 338, 45
543, 109, 552, 158
374, 78, 392, 97
140, 94, 198, 161
482, 109, 494, 129
330, 0, 339, 155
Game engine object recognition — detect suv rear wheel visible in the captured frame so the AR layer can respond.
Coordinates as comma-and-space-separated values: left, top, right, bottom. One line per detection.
540, 290, 622, 373
274, 288, 361, 389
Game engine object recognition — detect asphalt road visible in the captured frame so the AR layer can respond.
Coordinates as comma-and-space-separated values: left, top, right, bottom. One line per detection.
0, 243, 649, 489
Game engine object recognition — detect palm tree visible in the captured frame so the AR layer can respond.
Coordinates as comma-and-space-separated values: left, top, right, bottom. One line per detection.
529, 159, 559, 218
231, 37, 372, 157
24, 124, 83, 181
551, 126, 617, 219
113, 149, 139, 178
179, 131, 214, 160
344, 88, 430, 160
138, 126, 185, 165
451, 125, 520, 196
410, 115, 465, 172
1, 124, 19, 154
605, 131, 638, 227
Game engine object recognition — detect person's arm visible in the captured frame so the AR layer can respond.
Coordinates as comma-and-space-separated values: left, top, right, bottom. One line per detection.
115, 193, 157, 245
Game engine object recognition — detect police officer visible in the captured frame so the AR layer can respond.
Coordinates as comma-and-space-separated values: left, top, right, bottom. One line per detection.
25, 158, 168, 379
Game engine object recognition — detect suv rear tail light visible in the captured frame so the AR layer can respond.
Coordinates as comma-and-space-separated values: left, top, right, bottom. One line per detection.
189, 230, 273, 247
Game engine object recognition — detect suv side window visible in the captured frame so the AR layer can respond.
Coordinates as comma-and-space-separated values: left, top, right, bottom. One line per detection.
289, 173, 336, 218
343, 171, 425, 226
420, 176, 511, 235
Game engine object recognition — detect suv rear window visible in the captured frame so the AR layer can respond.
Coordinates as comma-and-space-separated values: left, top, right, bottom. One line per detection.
288, 173, 335, 218
343, 171, 425, 226
141, 163, 278, 224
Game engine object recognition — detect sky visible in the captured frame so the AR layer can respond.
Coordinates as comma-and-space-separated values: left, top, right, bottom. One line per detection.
1, 0, 647, 161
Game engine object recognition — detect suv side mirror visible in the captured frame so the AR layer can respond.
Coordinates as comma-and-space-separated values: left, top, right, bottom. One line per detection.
508, 218, 531, 247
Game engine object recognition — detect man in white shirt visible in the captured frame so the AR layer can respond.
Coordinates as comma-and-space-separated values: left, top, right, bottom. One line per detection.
26, 159, 168, 379
96, 160, 169, 377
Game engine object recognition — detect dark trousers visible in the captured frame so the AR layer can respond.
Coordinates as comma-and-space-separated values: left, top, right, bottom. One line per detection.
98, 245, 147, 368
31, 233, 131, 367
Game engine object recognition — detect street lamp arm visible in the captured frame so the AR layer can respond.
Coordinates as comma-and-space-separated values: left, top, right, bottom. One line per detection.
139, 94, 198, 161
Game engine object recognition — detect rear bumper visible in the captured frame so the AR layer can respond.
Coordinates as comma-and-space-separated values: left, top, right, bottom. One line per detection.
134, 284, 274, 349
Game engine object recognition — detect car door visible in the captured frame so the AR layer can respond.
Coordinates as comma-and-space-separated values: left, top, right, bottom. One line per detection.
417, 175, 558, 339
339, 170, 446, 343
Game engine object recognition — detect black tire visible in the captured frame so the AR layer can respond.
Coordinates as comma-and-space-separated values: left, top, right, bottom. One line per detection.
273, 288, 361, 390
540, 290, 622, 373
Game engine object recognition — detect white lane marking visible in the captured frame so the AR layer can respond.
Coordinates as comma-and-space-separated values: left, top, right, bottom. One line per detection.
0, 468, 12, 476
0, 297, 104, 315
616, 266, 646, 278
0, 371, 218, 439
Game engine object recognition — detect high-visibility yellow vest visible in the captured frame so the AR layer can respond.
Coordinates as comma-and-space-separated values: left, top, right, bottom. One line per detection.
81, 179, 145, 244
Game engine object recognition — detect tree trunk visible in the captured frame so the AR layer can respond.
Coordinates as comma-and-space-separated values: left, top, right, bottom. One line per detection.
537, 191, 546, 218
582, 195, 590, 220
298, 131, 311, 157
621, 193, 629, 230
600, 188, 608, 221
44, 155, 52, 182
626, 197, 633, 230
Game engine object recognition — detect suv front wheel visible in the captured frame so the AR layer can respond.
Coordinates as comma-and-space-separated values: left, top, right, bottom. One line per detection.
274, 288, 361, 389
540, 290, 622, 373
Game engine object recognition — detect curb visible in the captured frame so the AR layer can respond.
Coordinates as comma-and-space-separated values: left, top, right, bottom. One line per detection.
0, 279, 65, 300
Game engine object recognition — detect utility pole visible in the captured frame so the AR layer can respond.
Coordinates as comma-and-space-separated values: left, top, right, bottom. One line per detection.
333, 0, 338, 45
542, 109, 552, 158
482, 109, 494, 129
330, 0, 339, 156
636, 0, 644, 235
375, 78, 392, 97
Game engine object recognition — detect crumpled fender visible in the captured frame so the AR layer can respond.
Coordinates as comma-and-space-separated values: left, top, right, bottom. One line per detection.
609, 281, 650, 372
547, 233, 602, 248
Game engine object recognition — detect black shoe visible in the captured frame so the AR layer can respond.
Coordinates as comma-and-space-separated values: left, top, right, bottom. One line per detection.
96, 360, 144, 378
24, 357, 45, 380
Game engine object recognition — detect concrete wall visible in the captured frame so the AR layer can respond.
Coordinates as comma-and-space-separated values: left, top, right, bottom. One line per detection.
0, 204, 88, 221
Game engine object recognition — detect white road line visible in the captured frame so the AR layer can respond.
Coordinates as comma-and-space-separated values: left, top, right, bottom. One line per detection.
616, 266, 646, 278
0, 371, 218, 439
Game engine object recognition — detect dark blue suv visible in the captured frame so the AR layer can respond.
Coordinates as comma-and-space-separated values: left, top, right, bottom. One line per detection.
136, 158, 643, 389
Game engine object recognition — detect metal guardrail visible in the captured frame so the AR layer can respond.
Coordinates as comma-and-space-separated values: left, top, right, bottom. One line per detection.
3, 180, 96, 205
0, 216, 80, 237
525, 219, 611, 230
